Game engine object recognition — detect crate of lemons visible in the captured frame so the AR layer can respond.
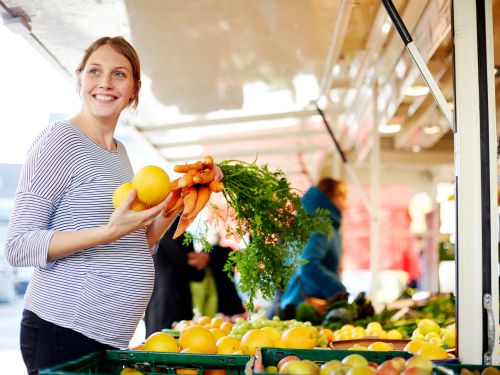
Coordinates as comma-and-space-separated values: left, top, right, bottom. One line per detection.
328, 318, 455, 360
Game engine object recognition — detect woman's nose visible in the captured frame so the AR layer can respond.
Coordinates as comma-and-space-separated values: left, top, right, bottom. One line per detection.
98, 74, 113, 88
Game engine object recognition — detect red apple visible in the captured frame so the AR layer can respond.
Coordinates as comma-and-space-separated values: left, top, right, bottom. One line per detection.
320, 360, 344, 375
376, 361, 401, 375
277, 355, 301, 371
368, 362, 378, 369
342, 354, 369, 369
280, 359, 320, 374
390, 358, 406, 373
405, 355, 433, 373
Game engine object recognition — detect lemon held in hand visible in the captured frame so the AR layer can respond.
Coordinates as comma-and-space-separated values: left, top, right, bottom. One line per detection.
112, 182, 149, 211
132, 165, 171, 205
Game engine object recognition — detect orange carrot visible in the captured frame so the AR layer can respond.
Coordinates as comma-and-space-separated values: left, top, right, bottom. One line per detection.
178, 169, 198, 188
187, 185, 211, 220
209, 180, 224, 193
172, 215, 195, 239
174, 161, 203, 173
170, 177, 180, 191
202, 155, 215, 169
193, 169, 216, 184
181, 186, 197, 215
162, 189, 182, 218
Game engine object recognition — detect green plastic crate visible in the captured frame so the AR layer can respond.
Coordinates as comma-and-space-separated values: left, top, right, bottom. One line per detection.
39, 349, 250, 375
252, 347, 413, 374
434, 363, 500, 375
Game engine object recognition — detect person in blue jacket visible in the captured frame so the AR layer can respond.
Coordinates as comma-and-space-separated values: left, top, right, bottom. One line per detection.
280, 177, 347, 309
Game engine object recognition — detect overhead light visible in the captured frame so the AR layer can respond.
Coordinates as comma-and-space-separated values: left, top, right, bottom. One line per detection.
378, 123, 401, 134
405, 85, 430, 97
422, 124, 442, 135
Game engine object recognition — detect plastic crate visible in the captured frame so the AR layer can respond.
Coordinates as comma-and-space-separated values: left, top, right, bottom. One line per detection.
252, 347, 413, 374
39, 349, 251, 375
329, 338, 410, 350
434, 363, 500, 375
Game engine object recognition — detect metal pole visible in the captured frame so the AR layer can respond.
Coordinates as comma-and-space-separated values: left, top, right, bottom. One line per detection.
369, 82, 381, 307
380, 0, 454, 131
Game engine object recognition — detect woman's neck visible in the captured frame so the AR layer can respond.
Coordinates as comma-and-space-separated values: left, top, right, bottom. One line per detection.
70, 111, 117, 152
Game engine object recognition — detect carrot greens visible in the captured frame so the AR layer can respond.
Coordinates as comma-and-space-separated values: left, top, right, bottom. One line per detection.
186, 159, 332, 312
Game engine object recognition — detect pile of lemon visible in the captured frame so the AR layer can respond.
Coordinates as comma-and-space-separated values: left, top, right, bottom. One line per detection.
410, 318, 456, 349
332, 321, 403, 341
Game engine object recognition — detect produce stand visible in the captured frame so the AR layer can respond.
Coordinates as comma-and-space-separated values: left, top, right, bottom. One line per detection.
39, 350, 251, 375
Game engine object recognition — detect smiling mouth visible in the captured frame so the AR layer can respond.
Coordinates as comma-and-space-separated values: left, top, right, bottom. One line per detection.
93, 94, 118, 102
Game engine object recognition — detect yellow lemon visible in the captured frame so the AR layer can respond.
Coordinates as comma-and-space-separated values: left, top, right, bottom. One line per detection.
112, 182, 149, 211
132, 165, 170, 206
367, 341, 394, 351
143, 332, 179, 352
260, 327, 281, 343
387, 329, 403, 340
216, 336, 241, 354
403, 339, 430, 354
240, 329, 274, 355
179, 325, 217, 354
281, 327, 317, 349
417, 319, 441, 335
416, 343, 449, 360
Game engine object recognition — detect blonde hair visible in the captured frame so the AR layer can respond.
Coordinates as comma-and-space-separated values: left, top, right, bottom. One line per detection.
76, 36, 141, 109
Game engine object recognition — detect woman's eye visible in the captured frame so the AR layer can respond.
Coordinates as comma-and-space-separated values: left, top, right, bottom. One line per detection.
115, 71, 126, 78
88, 69, 99, 76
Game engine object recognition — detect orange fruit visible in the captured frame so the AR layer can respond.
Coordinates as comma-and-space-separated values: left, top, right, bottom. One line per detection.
281, 327, 317, 349
175, 369, 197, 375
216, 336, 241, 354
320, 328, 334, 342
196, 315, 211, 326
143, 332, 179, 352
112, 182, 149, 211
209, 328, 225, 342
179, 325, 217, 354
210, 316, 224, 328
131, 343, 145, 350
132, 165, 170, 205
120, 368, 144, 375
204, 370, 226, 375
241, 329, 274, 355
220, 321, 233, 334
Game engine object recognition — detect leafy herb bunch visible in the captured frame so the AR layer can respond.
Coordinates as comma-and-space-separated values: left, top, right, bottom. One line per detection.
211, 159, 333, 311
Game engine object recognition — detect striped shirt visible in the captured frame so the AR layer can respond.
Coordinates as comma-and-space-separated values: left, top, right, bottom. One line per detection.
5, 121, 155, 349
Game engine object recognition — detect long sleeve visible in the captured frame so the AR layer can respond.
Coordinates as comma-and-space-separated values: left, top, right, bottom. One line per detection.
5, 124, 76, 267
299, 232, 346, 298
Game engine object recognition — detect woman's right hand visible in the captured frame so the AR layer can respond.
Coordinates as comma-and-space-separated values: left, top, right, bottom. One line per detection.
105, 188, 167, 242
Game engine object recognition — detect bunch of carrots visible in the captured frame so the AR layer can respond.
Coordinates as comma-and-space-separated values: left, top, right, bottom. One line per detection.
163, 155, 224, 239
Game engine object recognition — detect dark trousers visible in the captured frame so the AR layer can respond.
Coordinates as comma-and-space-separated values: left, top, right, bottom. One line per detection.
20, 309, 116, 375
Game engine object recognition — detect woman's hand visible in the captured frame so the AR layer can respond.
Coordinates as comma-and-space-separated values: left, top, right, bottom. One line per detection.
106, 188, 167, 243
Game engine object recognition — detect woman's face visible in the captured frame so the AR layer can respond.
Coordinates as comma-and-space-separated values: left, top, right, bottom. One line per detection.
78, 44, 135, 123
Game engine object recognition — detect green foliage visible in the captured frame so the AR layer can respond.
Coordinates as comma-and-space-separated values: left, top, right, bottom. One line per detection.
186, 158, 332, 312
296, 303, 322, 325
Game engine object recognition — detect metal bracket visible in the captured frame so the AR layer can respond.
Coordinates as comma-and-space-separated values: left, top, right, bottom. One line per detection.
483, 293, 494, 365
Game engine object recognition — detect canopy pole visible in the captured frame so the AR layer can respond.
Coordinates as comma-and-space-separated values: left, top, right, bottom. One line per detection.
453, 0, 499, 364
380, 0, 454, 131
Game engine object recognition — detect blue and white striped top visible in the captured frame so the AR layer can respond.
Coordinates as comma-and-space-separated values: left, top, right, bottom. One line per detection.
5, 120, 155, 349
